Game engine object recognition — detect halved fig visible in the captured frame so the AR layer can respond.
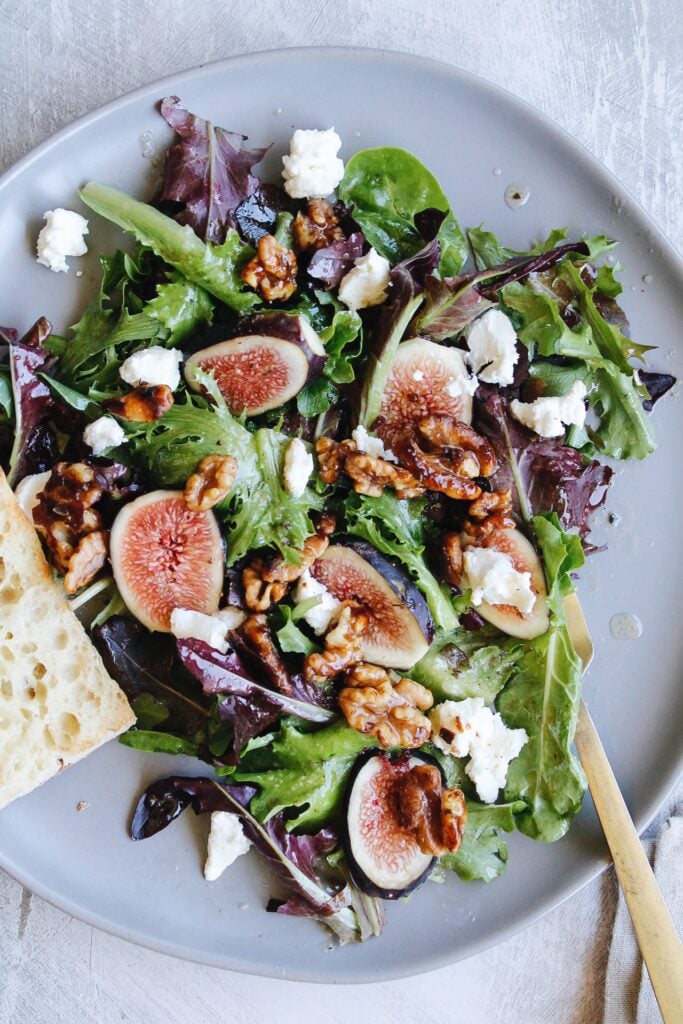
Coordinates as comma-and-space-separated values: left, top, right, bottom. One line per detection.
110, 490, 224, 632
311, 542, 431, 669
343, 751, 435, 899
184, 313, 326, 416
374, 337, 475, 447
462, 526, 550, 640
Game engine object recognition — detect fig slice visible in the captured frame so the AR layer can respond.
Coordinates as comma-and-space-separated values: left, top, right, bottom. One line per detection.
374, 337, 475, 447
184, 313, 327, 416
311, 542, 431, 669
462, 526, 550, 640
110, 490, 224, 632
343, 751, 435, 899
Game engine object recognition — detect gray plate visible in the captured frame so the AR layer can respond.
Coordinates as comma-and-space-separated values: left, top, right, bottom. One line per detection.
0, 47, 681, 984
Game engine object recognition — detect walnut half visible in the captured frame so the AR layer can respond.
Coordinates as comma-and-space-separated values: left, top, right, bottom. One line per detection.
304, 602, 368, 683
392, 763, 467, 855
184, 454, 238, 512
240, 234, 298, 301
339, 663, 433, 748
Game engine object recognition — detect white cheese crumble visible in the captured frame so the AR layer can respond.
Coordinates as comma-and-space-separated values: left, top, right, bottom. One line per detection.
412, 369, 424, 382
82, 415, 126, 455
282, 128, 345, 199
169, 608, 231, 654
119, 346, 183, 391
510, 381, 588, 438
337, 248, 391, 310
283, 438, 314, 498
204, 811, 251, 881
466, 309, 520, 386
36, 208, 89, 273
463, 546, 535, 615
429, 698, 528, 803
215, 606, 247, 630
293, 570, 342, 635
14, 470, 51, 521
445, 373, 479, 399
351, 425, 398, 463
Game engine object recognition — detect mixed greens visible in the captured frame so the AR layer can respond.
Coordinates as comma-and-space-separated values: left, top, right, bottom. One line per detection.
4, 98, 674, 945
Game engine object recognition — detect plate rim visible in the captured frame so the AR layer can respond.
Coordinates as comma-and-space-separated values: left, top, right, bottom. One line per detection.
0, 44, 681, 983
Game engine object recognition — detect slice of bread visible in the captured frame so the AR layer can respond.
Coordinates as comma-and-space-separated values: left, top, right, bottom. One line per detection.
0, 468, 135, 811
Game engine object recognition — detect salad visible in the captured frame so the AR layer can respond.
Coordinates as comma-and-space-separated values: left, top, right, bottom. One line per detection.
5, 97, 674, 945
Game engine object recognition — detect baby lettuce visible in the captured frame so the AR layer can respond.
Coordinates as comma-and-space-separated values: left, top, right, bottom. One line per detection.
338, 147, 468, 275
132, 776, 382, 944
344, 491, 458, 633
411, 628, 522, 704
296, 307, 363, 416
441, 800, 525, 882
6, 317, 55, 485
80, 182, 260, 313
159, 96, 269, 243
233, 718, 377, 831
497, 514, 587, 843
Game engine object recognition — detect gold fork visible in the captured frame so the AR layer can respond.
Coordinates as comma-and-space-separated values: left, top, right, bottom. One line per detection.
564, 592, 683, 1022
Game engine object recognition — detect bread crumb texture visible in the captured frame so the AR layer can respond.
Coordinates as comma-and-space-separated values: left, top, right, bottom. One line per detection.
0, 470, 134, 810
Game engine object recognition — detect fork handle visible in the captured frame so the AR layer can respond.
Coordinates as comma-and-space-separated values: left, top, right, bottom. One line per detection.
575, 701, 683, 1023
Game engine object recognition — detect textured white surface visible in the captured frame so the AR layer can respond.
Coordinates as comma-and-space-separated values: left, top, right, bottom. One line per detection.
0, 1, 681, 1022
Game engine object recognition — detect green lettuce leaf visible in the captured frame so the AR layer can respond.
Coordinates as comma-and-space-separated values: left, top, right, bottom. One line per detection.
338, 147, 468, 275
497, 513, 587, 843
344, 491, 458, 632
467, 226, 569, 270
441, 800, 524, 882
144, 273, 214, 345
412, 628, 522, 704
234, 719, 376, 831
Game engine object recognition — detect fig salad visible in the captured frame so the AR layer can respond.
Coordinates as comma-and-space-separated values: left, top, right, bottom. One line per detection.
4, 98, 675, 945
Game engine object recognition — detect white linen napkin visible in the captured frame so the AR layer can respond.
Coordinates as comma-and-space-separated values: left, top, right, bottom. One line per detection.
603, 805, 683, 1024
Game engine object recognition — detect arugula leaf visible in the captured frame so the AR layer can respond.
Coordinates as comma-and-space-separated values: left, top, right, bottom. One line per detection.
497, 514, 587, 843
338, 146, 468, 275
441, 801, 524, 882
81, 182, 260, 313
345, 491, 458, 633
412, 628, 522, 703
234, 719, 376, 831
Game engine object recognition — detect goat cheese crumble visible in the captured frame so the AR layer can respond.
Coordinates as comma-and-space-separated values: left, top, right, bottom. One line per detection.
466, 309, 520, 386
510, 381, 588, 437
14, 471, 52, 521
338, 248, 391, 310
82, 415, 126, 455
36, 208, 89, 273
282, 128, 345, 199
351, 425, 398, 463
294, 570, 342, 635
463, 546, 535, 615
204, 811, 251, 881
429, 698, 528, 803
445, 372, 479, 399
283, 438, 314, 497
169, 608, 231, 654
119, 345, 183, 391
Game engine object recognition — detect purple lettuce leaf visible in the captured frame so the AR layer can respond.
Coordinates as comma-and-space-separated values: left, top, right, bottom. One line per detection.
474, 387, 612, 543
177, 639, 335, 764
131, 775, 380, 943
7, 317, 55, 486
416, 240, 590, 342
640, 370, 676, 412
307, 231, 365, 289
159, 96, 270, 244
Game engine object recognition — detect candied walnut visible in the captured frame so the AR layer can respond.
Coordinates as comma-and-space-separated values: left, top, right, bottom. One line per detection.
343, 452, 425, 500
398, 437, 481, 501
417, 417, 498, 478
313, 511, 336, 537
304, 603, 368, 683
261, 531, 329, 584
442, 530, 464, 587
462, 511, 516, 541
238, 613, 293, 695
184, 454, 238, 513
315, 436, 357, 484
63, 530, 109, 595
242, 558, 289, 612
392, 763, 467, 855
104, 384, 174, 423
339, 663, 433, 749
33, 462, 105, 573
293, 199, 345, 252
240, 234, 298, 301
467, 488, 512, 520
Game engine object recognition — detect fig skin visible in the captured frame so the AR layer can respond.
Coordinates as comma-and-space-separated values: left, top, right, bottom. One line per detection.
342, 749, 438, 900
311, 540, 432, 669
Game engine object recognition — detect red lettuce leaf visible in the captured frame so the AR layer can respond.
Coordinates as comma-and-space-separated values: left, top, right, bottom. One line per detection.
159, 96, 270, 243
7, 317, 55, 486
640, 370, 676, 412
232, 183, 294, 247
307, 232, 365, 289
131, 775, 382, 943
